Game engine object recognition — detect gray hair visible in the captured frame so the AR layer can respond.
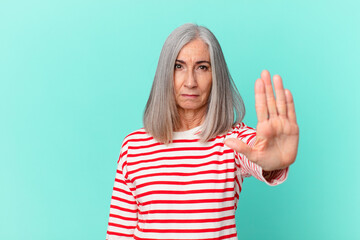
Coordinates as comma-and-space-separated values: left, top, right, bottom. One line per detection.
143, 23, 245, 143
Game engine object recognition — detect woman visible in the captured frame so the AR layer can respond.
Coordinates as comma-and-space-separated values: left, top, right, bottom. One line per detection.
106, 23, 299, 240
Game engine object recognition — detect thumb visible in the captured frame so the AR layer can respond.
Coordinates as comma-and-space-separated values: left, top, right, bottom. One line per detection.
224, 138, 254, 160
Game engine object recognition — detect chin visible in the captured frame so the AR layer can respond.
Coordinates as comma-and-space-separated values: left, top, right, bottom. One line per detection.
177, 103, 206, 111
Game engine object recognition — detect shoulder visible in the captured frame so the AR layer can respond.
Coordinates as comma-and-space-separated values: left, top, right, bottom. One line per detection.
117, 127, 150, 163
120, 127, 151, 149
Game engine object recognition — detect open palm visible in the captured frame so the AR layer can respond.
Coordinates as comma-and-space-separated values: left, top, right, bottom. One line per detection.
225, 70, 299, 171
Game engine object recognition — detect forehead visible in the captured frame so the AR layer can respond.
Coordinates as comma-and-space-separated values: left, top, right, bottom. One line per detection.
177, 38, 210, 60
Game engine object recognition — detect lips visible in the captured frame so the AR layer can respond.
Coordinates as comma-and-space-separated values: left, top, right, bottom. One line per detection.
181, 94, 199, 98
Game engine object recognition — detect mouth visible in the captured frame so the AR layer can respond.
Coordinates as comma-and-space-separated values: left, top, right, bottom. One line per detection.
181, 94, 199, 98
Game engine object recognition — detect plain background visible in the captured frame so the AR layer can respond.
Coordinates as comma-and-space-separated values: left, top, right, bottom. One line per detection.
1, 0, 359, 239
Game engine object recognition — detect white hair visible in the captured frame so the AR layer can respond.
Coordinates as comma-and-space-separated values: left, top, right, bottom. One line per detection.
143, 23, 245, 143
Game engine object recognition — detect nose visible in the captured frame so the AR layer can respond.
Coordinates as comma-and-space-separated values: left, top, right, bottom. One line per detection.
184, 70, 197, 88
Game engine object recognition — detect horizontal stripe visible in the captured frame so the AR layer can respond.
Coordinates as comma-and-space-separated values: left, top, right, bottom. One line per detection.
109, 222, 137, 229
128, 139, 200, 150
137, 214, 234, 224
113, 187, 133, 196
110, 204, 137, 213
109, 213, 138, 221
133, 232, 238, 240
136, 223, 236, 233
123, 136, 154, 148
107, 230, 133, 237
138, 205, 234, 215
139, 196, 234, 206
131, 168, 235, 182
128, 142, 225, 158
111, 196, 137, 205
127, 149, 234, 166
136, 178, 234, 190
128, 158, 234, 175
136, 188, 234, 199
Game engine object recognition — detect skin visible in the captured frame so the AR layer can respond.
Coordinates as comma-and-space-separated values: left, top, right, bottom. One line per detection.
174, 38, 299, 173
224, 71, 299, 172
174, 38, 212, 131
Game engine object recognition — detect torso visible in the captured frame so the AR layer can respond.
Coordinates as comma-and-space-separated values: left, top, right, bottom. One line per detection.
119, 123, 256, 239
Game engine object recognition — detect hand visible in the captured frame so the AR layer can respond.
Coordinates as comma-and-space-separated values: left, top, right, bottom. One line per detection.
225, 70, 299, 171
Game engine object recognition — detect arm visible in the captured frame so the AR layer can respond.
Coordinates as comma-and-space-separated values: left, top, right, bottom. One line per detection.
232, 124, 289, 186
106, 148, 138, 239
237, 149, 289, 186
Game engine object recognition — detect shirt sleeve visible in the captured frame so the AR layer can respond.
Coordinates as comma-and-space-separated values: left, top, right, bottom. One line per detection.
235, 127, 289, 186
106, 141, 138, 240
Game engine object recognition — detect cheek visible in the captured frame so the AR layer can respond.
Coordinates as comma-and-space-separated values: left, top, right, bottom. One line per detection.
204, 85, 212, 99
173, 73, 180, 93
201, 76, 212, 96
173, 80, 181, 95
174, 72, 186, 94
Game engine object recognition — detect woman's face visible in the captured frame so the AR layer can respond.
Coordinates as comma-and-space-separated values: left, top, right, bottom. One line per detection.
173, 38, 212, 114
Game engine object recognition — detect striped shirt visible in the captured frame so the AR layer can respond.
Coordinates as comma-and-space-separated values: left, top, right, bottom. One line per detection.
106, 122, 289, 240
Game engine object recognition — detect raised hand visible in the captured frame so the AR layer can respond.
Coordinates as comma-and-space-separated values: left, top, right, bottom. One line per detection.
225, 70, 299, 171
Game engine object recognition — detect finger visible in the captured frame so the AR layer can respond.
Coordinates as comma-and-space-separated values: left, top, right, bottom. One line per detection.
255, 78, 268, 122
224, 138, 254, 161
261, 70, 277, 117
285, 89, 297, 123
273, 75, 287, 118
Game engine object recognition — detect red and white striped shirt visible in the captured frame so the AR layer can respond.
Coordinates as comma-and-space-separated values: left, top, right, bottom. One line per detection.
106, 122, 289, 240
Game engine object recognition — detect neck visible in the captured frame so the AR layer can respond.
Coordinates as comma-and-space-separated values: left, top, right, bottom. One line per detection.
176, 106, 207, 131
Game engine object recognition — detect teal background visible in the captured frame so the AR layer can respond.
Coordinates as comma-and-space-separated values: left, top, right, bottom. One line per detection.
1, 0, 359, 239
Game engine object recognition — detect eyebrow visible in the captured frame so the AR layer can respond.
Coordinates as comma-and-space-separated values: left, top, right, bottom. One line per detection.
176, 59, 211, 65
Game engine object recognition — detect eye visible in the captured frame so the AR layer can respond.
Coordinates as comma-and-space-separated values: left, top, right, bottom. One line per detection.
199, 65, 209, 70
174, 64, 182, 69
